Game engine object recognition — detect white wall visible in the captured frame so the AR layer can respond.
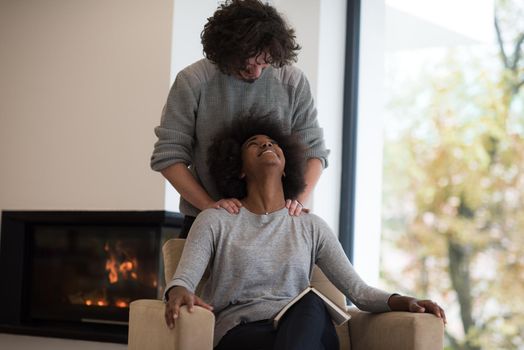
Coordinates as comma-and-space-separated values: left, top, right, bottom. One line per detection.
314, 0, 347, 235
0, 0, 173, 212
0, 0, 172, 347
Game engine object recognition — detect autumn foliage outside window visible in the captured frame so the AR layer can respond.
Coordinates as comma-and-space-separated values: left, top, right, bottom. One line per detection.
381, 1, 524, 349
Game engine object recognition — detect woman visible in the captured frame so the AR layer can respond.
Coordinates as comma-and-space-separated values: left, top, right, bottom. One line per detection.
164, 114, 446, 350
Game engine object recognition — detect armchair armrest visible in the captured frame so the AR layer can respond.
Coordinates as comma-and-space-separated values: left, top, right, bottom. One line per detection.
129, 299, 215, 350
347, 307, 444, 350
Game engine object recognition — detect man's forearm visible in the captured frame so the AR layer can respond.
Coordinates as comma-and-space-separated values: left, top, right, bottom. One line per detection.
161, 163, 214, 211
297, 158, 323, 205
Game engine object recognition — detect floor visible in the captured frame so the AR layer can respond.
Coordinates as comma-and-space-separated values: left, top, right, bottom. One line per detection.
0, 333, 127, 350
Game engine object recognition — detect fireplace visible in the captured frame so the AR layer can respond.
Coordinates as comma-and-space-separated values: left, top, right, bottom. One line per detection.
0, 211, 183, 343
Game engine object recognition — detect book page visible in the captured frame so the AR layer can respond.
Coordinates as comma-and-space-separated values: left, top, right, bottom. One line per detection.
273, 286, 350, 329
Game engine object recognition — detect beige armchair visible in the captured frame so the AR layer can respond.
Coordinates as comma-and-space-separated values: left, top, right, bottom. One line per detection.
128, 239, 444, 350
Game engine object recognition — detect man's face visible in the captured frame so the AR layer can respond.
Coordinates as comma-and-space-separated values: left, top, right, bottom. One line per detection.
237, 52, 271, 83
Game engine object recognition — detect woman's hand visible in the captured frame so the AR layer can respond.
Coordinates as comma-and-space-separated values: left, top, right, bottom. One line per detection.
388, 294, 446, 324
286, 199, 310, 216
164, 286, 214, 329
206, 198, 242, 214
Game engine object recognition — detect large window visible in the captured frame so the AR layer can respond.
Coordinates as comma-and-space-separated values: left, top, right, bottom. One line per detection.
352, 0, 524, 349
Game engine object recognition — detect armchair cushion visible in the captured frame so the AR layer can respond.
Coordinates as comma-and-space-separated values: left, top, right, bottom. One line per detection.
129, 299, 214, 350
129, 300, 175, 350
347, 307, 444, 350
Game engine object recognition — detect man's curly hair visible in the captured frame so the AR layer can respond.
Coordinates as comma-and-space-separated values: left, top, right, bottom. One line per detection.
201, 0, 301, 75
207, 112, 306, 200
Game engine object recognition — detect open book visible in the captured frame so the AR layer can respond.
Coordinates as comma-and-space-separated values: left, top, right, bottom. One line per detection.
273, 286, 351, 329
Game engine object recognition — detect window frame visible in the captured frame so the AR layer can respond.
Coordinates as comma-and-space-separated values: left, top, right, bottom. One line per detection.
339, 0, 361, 261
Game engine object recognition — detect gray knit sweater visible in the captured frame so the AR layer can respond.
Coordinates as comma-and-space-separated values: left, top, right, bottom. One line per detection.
150, 59, 329, 217
166, 207, 392, 346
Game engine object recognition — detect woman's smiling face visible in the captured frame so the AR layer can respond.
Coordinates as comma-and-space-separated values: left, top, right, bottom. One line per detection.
240, 134, 285, 178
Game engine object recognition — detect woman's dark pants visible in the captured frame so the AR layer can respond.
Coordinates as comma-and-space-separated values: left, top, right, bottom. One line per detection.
214, 292, 339, 350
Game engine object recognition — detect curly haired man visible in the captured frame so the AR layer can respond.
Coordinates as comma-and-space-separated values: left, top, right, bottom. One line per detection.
150, 0, 329, 237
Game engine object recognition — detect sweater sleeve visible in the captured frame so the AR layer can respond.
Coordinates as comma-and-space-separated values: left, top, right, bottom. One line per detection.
163, 211, 216, 300
312, 217, 392, 313
151, 71, 199, 171
290, 72, 330, 168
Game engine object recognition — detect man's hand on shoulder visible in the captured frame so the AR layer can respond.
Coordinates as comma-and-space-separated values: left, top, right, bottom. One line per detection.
286, 199, 309, 216
206, 198, 242, 214
164, 286, 214, 329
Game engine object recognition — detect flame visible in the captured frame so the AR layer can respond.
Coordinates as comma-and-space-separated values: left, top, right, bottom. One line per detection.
97, 299, 108, 307
118, 259, 138, 280
115, 300, 128, 308
105, 243, 139, 284
105, 258, 118, 284
74, 241, 151, 308
84, 298, 109, 307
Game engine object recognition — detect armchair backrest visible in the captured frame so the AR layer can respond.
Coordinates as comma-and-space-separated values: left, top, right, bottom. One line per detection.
162, 238, 347, 310
162, 239, 209, 296
162, 238, 185, 285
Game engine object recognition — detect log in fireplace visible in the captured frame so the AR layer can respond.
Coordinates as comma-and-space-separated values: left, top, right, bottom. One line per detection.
0, 210, 183, 343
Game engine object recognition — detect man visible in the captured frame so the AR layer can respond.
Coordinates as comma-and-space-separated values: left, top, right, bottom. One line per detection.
151, 0, 329, 237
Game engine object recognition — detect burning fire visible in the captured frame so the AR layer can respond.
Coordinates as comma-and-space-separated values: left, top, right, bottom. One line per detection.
84, 298, 125, 307
70, 240, 153, 309
83, 294, 109, 307
115, 299, 129, 308
104, 242, 139, 284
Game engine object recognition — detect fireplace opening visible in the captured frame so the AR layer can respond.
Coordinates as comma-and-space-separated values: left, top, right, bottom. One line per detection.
0, 211, 182, 343
30, 225, 160, 325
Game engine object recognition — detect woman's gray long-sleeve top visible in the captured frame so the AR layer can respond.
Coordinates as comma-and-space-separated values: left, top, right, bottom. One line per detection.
166, 207, 392, 346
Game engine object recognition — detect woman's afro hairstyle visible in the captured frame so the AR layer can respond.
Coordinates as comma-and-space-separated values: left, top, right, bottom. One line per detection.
207, 112, 306, 200
201, 0, 301, 75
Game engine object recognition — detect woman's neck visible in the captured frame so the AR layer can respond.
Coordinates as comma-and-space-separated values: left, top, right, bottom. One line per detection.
242, 177, 286, 215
